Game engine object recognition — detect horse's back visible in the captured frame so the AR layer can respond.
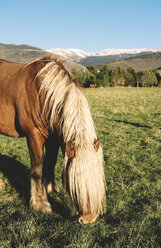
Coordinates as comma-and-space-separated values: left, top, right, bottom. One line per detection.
0, 59, 24, 91
0, 58, 49, 138
0, 56, 70, 138
0, 60, 25, 137
0, 59, 24, 76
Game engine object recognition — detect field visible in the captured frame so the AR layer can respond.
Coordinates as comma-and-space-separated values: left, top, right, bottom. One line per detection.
0, 88, 161, 248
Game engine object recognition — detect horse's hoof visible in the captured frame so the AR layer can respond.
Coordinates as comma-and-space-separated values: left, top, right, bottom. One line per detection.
31, 200, 52, 213
41, 201, 52, 213
0, 179, 5, 191
47, 182, 60, 194
47, 182, 53, 193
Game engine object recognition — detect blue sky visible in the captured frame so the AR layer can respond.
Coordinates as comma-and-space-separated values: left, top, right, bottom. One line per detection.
0, 0, 161, 52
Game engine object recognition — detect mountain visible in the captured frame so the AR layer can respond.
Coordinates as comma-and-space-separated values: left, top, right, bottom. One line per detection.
1, 43, 161, 72
46, 48, 94, 62
105, 52, 161, 72
94, 48, 161, 56
0, 43, 48, 63
47, 48, 161, 66
0, 43, 85, 71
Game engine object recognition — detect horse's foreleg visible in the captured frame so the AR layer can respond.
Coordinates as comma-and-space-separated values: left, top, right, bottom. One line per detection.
43, 133, 60, 193
27, 129, 52, 213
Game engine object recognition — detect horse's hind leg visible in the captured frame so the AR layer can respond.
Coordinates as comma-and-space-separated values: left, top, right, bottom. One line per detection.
27, 129, 52, 213
43, 132, 60, 193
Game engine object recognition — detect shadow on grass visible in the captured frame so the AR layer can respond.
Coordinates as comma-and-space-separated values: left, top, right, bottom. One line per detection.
0, 154, 30, 203
153, 113, 161, 116
0, 154, 71, 220
114, 119, 153, 129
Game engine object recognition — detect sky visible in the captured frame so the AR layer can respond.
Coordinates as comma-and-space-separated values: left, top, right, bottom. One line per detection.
0, 0, 161, 52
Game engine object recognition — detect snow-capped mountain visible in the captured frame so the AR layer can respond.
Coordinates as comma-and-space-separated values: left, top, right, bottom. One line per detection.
47, 48, 161, 60
95, 48, 161, 56
46, 48, 94, 61
47, 48, 161, 66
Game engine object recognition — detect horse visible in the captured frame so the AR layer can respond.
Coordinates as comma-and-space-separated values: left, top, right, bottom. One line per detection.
0, 56, 106, 224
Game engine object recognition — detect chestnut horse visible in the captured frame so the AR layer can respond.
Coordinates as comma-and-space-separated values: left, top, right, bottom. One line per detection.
0, 56, 106, 224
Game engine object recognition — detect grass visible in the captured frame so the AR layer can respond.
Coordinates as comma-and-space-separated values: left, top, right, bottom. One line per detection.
0, 88, 161, 248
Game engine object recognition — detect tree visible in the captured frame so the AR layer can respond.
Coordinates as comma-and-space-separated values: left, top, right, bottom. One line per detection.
140, 70, 158, 87
72, 67, 94, 87
73, 65, 160, 88
125, 67, 137, 87
96, 71, 105, 87
111, 67, 126, 86
136, 71, 144, 87
86, 64, 98, 77
96, 65, 110, 87
152, 69, 160, 85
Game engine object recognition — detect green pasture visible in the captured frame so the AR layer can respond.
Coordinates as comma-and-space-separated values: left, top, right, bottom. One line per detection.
0, 88, 161, 247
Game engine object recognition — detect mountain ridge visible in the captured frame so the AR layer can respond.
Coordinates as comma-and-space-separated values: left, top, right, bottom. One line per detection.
0, 43, 85, 71
105, 52, 161, 72
47, 47, 161, 64
1, 43, 161, 72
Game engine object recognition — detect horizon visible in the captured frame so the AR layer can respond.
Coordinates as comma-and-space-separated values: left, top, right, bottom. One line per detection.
47, 47, 161, 52
0, 0, 161, 52
1, 43, 161, 54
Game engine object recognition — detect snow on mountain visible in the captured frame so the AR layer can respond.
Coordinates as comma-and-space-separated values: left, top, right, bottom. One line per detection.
95, 48, 161, 56
46, 48, 94, 60
47, 48, 161, 62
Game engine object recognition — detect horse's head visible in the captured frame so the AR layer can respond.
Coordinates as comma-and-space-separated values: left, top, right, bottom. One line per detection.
64, 137, 105, 225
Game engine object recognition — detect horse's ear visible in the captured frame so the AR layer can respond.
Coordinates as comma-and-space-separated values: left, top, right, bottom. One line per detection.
66, 141, 75, 158
94, 138, 100, 152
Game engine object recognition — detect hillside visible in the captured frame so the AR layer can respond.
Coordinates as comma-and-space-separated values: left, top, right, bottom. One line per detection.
0, 43, 48, 63
79, 52, 161, 68
0, 43, 85, 70
1, 43, 161, 72
46, 48, 94, 62
47, 48, 161, 65
105, 53, 161, 71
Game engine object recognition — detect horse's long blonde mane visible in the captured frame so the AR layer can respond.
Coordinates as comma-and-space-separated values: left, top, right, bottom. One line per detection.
35, 58, 106, 215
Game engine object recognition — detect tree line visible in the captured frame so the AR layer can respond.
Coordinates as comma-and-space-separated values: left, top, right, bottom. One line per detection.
72, 64, 161, 87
